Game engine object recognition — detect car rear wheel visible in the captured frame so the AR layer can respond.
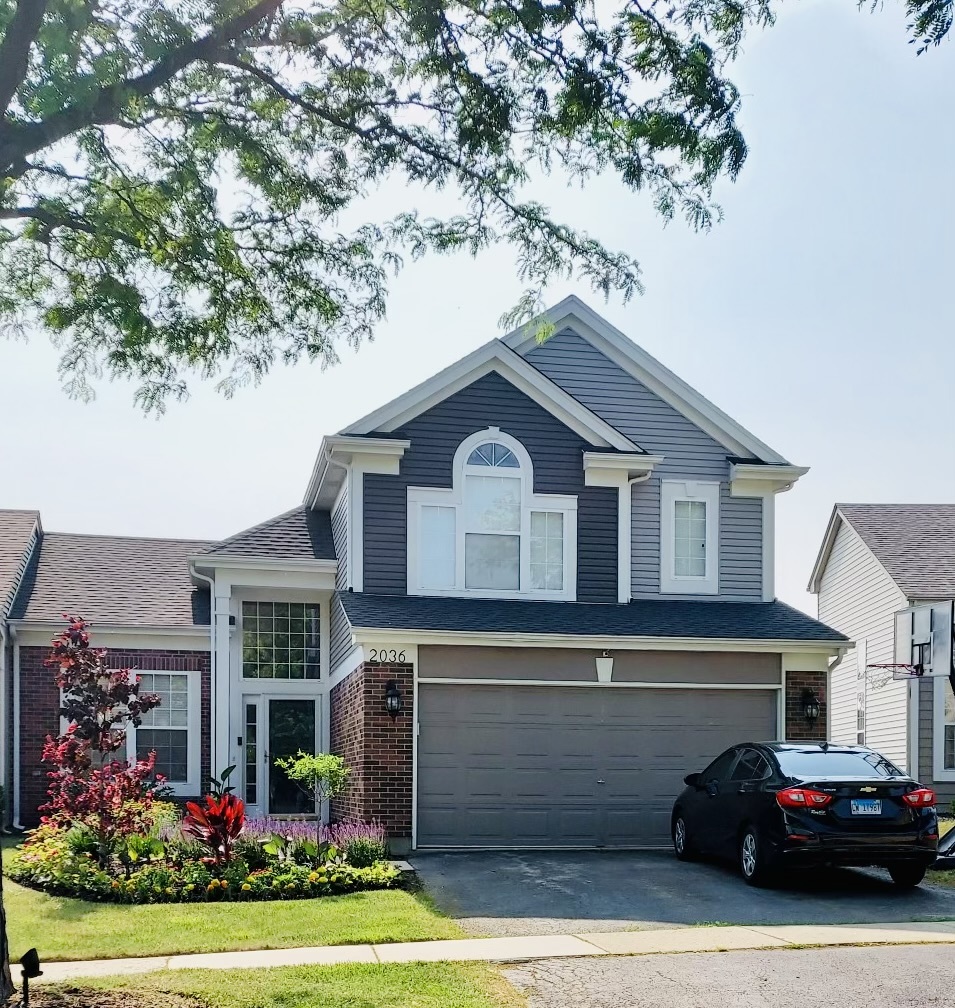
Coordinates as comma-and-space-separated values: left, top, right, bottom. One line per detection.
887, 863, 927, 888
739, 827, 775, 887
672, 814, 697, 862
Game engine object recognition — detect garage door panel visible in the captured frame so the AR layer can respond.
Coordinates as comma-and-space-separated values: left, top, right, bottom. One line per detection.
417, 684, 777, 847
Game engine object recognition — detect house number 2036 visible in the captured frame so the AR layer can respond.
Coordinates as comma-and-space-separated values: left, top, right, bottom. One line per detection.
368, 649, 407, 664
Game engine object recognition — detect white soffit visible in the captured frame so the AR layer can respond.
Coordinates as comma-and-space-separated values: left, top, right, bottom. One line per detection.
340, 339, 641, 452
504, 295, 790, 465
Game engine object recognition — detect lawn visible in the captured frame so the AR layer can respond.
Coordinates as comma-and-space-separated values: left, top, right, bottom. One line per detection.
2, 876, 464, 962
62, 962, 524, 1008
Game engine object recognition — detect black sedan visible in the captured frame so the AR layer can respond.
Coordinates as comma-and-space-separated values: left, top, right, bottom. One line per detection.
671, 742, 939, 888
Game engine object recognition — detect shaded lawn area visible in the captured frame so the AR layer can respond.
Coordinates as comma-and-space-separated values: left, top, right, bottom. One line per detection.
69, 963, 523, 1008
3, 877, 464, 962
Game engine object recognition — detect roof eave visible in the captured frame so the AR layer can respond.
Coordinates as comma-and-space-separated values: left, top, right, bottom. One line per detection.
808, 505, 844, 594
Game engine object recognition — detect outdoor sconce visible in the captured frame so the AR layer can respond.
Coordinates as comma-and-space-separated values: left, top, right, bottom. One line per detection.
20, 948, 42, 1008
801, 688, 821, 724
595, 651, 614, 683
384, 680, 404, 719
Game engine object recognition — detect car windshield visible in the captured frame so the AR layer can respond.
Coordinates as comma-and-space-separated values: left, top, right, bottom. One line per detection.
775, 749, 903, 779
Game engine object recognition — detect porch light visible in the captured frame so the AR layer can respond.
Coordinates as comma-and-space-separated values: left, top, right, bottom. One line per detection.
384, 680, 404, 719
595, 651, 614, 683
801, 688, 821, 724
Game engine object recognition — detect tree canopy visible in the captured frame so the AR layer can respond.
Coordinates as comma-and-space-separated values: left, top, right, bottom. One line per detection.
0, 0, 950, 408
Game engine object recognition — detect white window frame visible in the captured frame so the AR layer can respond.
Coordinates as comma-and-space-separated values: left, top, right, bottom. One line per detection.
127, 669, 202, 796
932, 675, 955, 782
660, 480, 719, 595
407, 427, 578, 600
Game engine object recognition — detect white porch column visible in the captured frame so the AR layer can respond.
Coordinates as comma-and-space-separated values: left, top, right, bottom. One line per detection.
212, 578, 233, 777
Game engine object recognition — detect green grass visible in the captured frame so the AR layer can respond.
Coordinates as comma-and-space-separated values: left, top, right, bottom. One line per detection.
74, 963, 524, 1008
3, 878, 464, 962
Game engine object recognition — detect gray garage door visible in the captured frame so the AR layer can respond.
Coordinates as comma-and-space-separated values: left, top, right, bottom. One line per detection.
416, 684, 777, 847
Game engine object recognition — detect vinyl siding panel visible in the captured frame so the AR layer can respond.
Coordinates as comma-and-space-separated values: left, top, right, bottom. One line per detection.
362, 370, 617, 603
330, 593, 353, 671
332, 488, 348, 591
524, 329, 763, 601
817, 521, 908, 768
917, 675, 955, 803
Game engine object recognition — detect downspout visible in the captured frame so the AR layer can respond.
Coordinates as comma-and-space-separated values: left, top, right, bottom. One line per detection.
619, 471, 653, 604
11, 626, 22, 829
191, 568, 216, 781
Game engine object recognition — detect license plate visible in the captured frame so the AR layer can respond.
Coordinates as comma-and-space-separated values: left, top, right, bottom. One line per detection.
851, 799, 882, 815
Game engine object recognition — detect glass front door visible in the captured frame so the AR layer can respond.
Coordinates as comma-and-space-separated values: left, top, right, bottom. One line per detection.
243, 696, 318, 815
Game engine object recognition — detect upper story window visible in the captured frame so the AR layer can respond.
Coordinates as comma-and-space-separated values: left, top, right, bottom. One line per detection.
242, 601, 320, 679
408, 428, 577, 600
660, 480, 719, 594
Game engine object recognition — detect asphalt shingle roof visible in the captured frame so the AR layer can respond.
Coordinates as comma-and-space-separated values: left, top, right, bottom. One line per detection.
11, 532, 213, 627
839, 504, 955, 599
0, 510, 39, 615
339, 592, 846, 642
203, 507, 335, 561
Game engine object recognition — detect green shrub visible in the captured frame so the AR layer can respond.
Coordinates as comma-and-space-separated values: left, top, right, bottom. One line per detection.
345, 837, 388, 868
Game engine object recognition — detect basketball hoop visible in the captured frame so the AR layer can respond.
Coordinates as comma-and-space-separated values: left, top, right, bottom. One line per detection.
866, 663, 924, 688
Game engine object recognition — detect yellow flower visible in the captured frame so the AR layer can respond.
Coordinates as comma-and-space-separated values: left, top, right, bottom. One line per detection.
165, 887, 174, 895
185, 884, 195, 891
308, 872, 318, 882
110, 880, 119, 889
220, 880, 228, 889
241, 883, 251, 891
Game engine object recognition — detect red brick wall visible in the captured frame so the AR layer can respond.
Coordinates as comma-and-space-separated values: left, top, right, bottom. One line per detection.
18, 645, 211, 825
329, 663, 414, 841
785, 669, 827, 742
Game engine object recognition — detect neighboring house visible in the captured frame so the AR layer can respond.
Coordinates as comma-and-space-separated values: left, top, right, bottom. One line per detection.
3, 296, 847, 850
809, 504, 955, 802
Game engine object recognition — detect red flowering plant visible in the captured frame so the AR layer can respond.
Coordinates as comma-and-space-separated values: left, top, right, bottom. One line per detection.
39, 616, 167, 865
183, 794, 246, 866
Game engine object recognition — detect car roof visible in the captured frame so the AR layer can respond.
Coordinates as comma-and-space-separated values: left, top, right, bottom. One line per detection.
746, 742, 879, 755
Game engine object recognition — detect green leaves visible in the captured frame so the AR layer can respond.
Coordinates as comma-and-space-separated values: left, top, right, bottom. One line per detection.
0, 0, 949, 407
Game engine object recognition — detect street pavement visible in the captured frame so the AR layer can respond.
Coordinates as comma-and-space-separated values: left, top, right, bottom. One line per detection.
503, 944, 955, 1008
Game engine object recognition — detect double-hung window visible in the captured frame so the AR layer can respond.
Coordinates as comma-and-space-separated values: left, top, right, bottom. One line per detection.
127, 670, 201, 794
408, 429, 577, 599
660, 480, 719, 594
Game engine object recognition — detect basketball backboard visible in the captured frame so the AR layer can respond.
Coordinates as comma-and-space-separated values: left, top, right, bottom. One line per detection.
894, 601, 954, 678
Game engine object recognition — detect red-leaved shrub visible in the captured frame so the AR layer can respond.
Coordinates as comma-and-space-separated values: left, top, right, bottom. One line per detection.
183, 794, 246, 864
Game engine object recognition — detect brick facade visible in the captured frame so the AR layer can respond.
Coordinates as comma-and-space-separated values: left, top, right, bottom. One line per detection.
330, 662, 414, 848
18, 645, 211, 825
785, 668, 827, 742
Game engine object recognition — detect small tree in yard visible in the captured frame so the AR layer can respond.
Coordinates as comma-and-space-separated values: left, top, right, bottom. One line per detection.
40, 615, 165, 865
276, 752, 350, 846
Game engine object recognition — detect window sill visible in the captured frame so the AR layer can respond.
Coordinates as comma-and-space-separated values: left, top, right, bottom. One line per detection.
659, 580, 719, 596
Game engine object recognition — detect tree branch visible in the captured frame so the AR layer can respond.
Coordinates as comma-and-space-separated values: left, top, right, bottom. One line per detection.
1, 0, 283, 175
0, 0, 49, 114
0, 204, 132, 242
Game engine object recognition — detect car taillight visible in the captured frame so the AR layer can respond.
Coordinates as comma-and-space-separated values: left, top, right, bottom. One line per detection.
902, 788, 936, 807
776, 787, 833, 809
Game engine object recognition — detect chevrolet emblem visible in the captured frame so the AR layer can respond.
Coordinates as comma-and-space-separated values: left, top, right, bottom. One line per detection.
860, 787, 877, 793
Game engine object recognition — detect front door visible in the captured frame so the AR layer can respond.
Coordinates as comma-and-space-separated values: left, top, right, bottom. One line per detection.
243, 696, 319, 816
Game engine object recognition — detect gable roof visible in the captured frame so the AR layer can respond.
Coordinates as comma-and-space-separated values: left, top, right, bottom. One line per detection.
202, 507, 335, 562
810, 504, 955, 598
339, 592, 847, 645
340, 337, 641, 452
11, 532, 213, 627
504, 296, 789, 464
0, 509, 40, 617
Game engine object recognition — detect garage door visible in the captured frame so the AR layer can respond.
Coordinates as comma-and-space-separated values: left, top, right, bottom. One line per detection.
416, 684, 777, 847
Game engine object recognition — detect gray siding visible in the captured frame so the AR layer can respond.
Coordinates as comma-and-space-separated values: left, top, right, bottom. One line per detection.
363, 370, 617, 603
332, 488, 348, 590
525, 329, 764, 602
918, 676, 955, 806
329, 593, 353, 671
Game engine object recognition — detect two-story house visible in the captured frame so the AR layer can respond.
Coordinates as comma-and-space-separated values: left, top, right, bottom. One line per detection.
2, 296, 846, 850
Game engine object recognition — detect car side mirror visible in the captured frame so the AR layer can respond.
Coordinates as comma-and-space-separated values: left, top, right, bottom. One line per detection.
684, 772, 701, 788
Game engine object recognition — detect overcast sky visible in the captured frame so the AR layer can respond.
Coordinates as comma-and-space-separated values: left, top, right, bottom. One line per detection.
1, 0, 952, 617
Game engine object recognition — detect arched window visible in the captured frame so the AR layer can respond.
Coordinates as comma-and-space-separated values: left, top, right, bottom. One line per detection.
408, 428, 577, 599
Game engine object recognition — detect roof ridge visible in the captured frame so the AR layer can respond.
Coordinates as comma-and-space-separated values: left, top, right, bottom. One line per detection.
44, 530, 216, 546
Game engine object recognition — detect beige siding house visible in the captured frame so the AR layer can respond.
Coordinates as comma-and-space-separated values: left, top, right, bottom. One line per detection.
810, 504, 955, 800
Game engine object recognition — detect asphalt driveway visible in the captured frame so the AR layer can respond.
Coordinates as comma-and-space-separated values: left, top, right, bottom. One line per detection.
411, 850, 955, 936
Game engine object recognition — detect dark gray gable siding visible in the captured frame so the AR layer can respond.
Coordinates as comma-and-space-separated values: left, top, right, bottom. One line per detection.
525, 329, 763, 602
329, 488, 352, 669
918, 677, 955, 804
362, 370, 617, 602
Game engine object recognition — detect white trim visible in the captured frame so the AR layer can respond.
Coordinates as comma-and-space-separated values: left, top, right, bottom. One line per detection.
127, 668, 202, 796
660, 480, 720, 595
907, 677, 920, 778
618, 481, 632, 605
779, 660, 787, 741
303, 436, 410, 509
193, 555, 337, 574
582, 452, 664, 478
762, 495, 775, 603
729, 464, 809, 498
503, 295, 790, 464
406, 429, 578, 601
352, 626, 849, 656
349, 464, 365, 592
342, 339, 640, 452
10, 620, 210, 639
932, 675, 955, 782
328, 644, 366, 690
417, 676, 782, 690
411, 653, 420, 851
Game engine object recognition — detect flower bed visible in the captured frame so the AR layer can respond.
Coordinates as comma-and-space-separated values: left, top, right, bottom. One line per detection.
9, 817, 399, 904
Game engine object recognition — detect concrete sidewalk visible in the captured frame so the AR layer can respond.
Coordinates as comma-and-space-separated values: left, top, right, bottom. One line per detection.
34, 919, 955, 983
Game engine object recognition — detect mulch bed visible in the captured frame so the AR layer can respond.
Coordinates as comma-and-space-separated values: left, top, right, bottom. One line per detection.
29, 987, 201, 1008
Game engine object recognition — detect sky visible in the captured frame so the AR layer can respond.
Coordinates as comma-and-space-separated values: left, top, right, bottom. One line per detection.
1, 1, 953, 618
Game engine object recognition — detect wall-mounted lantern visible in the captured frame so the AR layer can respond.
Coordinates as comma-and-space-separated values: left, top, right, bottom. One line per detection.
384, 680, 404, 719
801, 688, 821, 724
